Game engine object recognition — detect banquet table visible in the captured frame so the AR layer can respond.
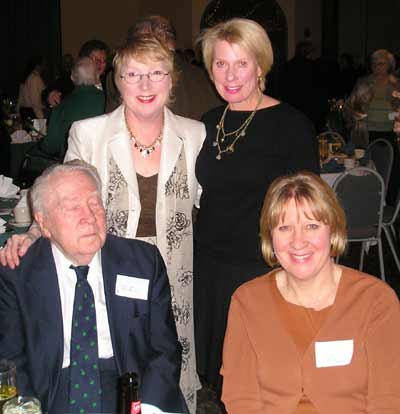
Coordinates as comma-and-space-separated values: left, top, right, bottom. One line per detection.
0, 197, 30, 246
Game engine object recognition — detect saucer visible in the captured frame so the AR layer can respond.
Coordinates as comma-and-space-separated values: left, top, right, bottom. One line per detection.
8, 219, 31, 228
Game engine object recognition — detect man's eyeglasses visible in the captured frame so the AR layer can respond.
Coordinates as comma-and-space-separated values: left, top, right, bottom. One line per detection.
120, 70, 169, 84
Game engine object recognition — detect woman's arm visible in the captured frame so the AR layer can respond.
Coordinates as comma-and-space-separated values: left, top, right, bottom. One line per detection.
366, 286, 400, 412
221, 296, 263, 414
29, 73, 45, 119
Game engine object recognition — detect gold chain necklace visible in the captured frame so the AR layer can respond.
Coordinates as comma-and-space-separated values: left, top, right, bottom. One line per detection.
124, 111, 163, 158
213, 94, 263, 160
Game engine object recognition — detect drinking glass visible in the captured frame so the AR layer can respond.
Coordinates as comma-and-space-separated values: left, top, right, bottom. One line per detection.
319, 138, 329, 162
2, 396, 42, 414
0, 360, 17, 411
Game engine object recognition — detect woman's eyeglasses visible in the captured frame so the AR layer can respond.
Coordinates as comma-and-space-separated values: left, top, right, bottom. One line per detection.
120, 70, 169, 84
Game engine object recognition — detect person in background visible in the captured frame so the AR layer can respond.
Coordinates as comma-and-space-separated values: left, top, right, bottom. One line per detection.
194, 18, 319, 404
47, 39, 109, 108
222, 171, 400, 413
41, 54, 75, 109
105, 15, 221, 119
17, 55, 47, 120
279, 41, 318, 126
37, 57, 105, 158
0, 36, 205, 414
0, 160, 186, 414
345, 49, 400, 204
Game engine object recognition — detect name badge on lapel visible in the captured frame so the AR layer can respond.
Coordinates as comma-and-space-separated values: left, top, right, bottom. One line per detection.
115, 275, 149, 300
315, 339, 353, 368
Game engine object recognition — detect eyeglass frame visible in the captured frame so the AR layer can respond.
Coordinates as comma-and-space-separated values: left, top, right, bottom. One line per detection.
119, 70, 170, 84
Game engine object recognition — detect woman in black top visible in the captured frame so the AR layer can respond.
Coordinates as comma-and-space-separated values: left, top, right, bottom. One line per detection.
194, 18, 320, 399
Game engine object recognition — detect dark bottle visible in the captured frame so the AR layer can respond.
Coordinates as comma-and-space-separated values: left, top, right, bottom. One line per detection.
119, 372, 141, 414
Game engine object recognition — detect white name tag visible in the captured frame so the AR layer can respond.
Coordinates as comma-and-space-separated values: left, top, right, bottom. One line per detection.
141, 403, 183, 414
115, 275, 149, 300
315, 340, 353, 368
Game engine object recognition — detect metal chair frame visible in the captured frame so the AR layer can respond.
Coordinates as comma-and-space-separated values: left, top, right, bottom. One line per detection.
382, 192, 400, 274
333, 167, 386, 281
366, 138, 393, 198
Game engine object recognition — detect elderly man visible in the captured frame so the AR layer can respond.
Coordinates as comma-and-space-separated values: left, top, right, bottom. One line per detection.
39, 57, 105, 158
0, 161, 185, 414
46, 39, 109, 107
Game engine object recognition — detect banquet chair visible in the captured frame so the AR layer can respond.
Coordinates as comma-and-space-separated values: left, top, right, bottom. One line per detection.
365, 138, 393, 197
333, 167, 386, 281
18, 146, 61, 188
382, 189, 400, 274
318, 131, 346, 145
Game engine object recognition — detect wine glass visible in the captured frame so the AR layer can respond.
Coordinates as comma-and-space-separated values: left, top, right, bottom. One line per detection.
0, 360, 17, 411
3, 396, 42, 414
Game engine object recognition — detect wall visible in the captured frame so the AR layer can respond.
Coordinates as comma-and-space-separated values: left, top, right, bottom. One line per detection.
338, 0, 400, 66
60, 0, 193, 56
60, 0, 323, 60
294, 0, 322, 58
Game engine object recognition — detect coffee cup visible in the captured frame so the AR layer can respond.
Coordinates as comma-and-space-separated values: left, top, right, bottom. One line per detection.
344, 158, 356, 170
354, 148, 366, 159
13, 206, 31, 224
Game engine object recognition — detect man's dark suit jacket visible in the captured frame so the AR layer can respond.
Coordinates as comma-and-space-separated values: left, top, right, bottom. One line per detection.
0, 235, 185, 413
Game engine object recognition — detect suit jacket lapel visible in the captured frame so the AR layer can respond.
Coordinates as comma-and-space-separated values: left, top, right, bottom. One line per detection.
25, 238, 63, 410
101, 237, 129, 375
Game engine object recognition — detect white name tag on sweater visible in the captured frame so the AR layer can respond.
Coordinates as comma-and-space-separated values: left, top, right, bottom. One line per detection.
315, 340, 353, 368
115, 275, 149, 300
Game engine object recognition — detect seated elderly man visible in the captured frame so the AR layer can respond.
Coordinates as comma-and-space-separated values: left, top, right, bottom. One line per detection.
0, 160, 186, 414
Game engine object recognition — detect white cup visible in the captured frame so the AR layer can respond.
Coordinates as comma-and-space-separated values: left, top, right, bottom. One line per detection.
344, 158, 356, 170
33, 118, 47, 134
13, 206, 31, 224
354, 148, 366, 159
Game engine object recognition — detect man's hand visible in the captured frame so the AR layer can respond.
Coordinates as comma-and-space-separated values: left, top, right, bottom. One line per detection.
47, 90, 62, 107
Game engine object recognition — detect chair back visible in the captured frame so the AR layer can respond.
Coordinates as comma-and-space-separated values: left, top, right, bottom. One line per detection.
318, 131, 346, 146
366, 138, 393, 195
333, 167, 385, 240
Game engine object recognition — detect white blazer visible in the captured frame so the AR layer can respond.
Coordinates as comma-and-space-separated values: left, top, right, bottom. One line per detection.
65, 104, 206, 411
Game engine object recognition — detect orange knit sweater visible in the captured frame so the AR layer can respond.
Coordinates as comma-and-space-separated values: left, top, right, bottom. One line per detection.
221, 266, 400, 413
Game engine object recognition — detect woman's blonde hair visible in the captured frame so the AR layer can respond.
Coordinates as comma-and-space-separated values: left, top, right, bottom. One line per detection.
113, 36, 178, 98
198, 18, 273, 92
260, 171, 347, 266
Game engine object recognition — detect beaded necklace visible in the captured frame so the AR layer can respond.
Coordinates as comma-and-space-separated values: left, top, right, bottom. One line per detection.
124, 111, 163, 158
213, 93, 263, 160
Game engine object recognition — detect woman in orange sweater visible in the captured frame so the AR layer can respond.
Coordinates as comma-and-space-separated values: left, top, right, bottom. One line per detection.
221, 171, 400, 413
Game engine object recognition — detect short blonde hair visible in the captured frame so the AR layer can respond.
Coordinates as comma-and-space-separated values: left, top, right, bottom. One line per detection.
260, 171, 347, 266
370, 49, 395, 73
113, 36, 178, 94
198, 18, 273, 92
